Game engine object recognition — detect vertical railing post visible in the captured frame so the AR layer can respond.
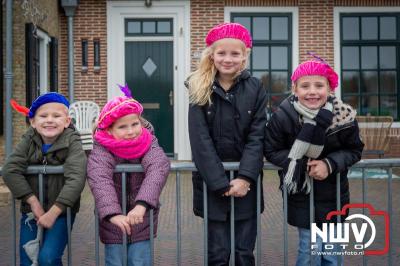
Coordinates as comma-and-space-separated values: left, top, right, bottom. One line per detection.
67, 207, 72, 266
122, 172, 127, 266
362, 168, 367, 266
309, 176, 314, 266
95, 209, 100, 266
256, 175, 261, 266
336, 173, 341, 266
176, 171, 182, 266
150, 209, 154, 266
203, 181, 208, 266
229, 171, 235, 266
387, 168, 393, 266
283, 185, 288, 266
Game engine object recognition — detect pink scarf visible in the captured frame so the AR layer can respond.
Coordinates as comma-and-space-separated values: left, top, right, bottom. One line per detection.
94, 127, 152, 159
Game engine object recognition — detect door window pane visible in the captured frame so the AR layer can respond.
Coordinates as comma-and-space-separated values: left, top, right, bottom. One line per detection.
361, 46, 377, 69
380, 17, 396, 40
380, 71, 397, 93
271, 47, 287, 69
157, 21, 171, 33
342, 71, 359, 93
361, 71, 378, 93
380, 95, 398, 118
233, 17, 251, 31
379, 46, 396, 69
271, 71, 289, 93
127, 21, 140, 34
342, 17, 359, 40
342, 47, 359, 69
253, 17, 269, 40
361, 17, 378, 40
271, 17, 288, 40
252, 47, 269, 69
361, 95, 379, 115
143, 21, 156, 33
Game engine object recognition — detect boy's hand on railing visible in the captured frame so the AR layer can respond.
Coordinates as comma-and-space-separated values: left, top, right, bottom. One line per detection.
127, 205, 146, 225
307, 160, 329, 180
26, 195, 45, 220
37, 204, 62, 228
110, 215, 131, 235
224, 178, 250, 197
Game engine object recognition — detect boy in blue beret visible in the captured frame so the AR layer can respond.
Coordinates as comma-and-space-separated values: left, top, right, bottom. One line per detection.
3, 92, 87, 266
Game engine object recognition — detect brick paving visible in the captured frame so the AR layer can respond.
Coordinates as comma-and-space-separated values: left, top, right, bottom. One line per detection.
0, 170, 399, 266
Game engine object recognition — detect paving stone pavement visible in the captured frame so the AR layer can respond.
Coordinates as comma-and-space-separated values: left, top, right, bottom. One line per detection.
0, 170, 399, 266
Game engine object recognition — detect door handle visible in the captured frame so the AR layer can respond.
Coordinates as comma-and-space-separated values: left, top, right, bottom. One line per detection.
169, 90, 174, 106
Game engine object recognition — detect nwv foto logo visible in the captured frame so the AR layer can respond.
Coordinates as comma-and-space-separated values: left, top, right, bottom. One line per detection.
311, 203, 389, 255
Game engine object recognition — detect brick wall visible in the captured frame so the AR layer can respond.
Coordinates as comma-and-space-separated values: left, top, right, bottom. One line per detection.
0, 0, 60, 164
190, 0, 225, 70
59, 0, 108, 108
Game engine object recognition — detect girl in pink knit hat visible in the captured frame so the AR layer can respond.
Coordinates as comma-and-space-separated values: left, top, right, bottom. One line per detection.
186, 23, 267, 265
87, 85, 170, 266
264, 57, 364, 265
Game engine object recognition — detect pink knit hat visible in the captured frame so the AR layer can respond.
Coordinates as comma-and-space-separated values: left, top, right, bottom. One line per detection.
97, 84, 144, 129
205, 23, 252, 48
291, 60, 339, 91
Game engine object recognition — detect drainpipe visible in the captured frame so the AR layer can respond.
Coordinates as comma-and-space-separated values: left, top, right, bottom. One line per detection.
5, 0, 13, 157
5, 2, 14, 265
61, 0, 79, 103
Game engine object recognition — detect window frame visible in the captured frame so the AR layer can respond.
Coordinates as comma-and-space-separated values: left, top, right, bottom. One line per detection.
230, 12, 293, 118
339, 12, 400, 120
125, 18, 173, 36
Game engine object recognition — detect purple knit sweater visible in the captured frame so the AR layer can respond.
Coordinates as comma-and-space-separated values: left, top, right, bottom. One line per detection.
87, 135, 170, 244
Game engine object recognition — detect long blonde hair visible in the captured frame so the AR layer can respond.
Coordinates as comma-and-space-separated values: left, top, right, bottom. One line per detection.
187, 39, 250, 106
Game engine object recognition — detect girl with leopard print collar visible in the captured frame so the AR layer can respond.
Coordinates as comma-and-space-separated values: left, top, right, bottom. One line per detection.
264, 58, 364, 266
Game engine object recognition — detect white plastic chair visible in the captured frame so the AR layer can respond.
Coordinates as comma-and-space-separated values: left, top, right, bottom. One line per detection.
68, 101, 100, 150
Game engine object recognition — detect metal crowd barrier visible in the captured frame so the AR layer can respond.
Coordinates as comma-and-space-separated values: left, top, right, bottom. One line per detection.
1, 158, 399, 266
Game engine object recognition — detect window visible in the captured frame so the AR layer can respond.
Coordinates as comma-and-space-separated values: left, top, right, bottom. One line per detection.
231, 13, 292, 117
125, 19, 173, 36
25, 24, 51, 106
94, 39, 100, 70
341, 14, 399, 120
81, 39, 88, 70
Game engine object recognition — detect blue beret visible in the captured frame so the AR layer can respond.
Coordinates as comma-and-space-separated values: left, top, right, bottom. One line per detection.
28, 92, 70, 118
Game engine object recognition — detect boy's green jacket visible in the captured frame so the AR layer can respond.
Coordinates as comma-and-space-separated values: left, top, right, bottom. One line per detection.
2, 126, 87, 214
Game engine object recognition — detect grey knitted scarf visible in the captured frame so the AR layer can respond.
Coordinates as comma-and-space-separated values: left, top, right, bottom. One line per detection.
284, 96, 333, 194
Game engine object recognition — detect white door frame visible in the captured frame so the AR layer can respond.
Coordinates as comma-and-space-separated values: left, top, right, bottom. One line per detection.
107, 1, 191, 159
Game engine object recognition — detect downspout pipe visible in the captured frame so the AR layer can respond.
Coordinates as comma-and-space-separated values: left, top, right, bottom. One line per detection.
5, 0, 13, 157
61, 0, 79, 103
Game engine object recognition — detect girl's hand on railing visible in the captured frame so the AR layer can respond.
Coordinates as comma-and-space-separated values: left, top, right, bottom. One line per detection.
307, 159, 329, 180
37, 204, 62, 228
26, 195, 45, 220
127, 205, 146, 225
110, 215, 131, 235
224, 178, 250, 197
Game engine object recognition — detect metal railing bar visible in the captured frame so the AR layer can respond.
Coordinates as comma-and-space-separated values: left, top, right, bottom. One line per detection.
256, 175, 261, 266
229, 170, 235, 266
203, 181, 208, 266
121, 172, 127, 266
176, 171, 182, 266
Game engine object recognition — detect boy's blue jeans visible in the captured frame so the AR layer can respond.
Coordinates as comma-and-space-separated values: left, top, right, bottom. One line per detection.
105, 240, 151, 266
20, 213, 75, 266
296, 227, 343, 266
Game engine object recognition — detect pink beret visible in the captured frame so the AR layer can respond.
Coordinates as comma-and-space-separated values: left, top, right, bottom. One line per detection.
205, 23, 252, 48
291, 60, 339, 91
97, 96, 143, 129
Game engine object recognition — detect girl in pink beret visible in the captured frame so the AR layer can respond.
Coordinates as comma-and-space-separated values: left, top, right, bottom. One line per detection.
87, 85, 170, 266
264, 57, 364, 265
